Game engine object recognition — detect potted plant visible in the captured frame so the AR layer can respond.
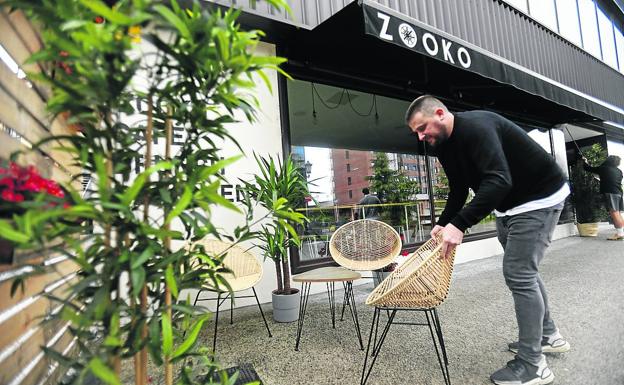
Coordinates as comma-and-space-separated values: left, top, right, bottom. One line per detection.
243, 154, 309, 322
569, 143, 608, 236
0, 162, 74, 264
0, 0, 290, 384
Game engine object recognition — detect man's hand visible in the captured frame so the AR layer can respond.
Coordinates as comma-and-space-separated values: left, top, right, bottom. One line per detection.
430, 225, 444, 238
439, 223, 463, 260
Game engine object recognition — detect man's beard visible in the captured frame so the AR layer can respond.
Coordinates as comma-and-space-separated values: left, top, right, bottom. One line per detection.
428, 123, 449, 148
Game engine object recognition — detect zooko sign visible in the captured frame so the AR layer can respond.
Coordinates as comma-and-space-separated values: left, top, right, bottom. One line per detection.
363, 6, 472, 70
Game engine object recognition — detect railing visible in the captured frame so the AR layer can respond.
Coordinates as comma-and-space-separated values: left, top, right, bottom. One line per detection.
295, 200, 497, 262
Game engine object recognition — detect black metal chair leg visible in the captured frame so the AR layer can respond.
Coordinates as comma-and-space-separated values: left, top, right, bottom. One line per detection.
230, 296, 234, 325
325, 282, 336, 328
212, 293, 221, 353
361, 308, 396, 385
252, 287, 272, 338
372, 309, 395, 357
345, 281, 364, 350
432, 309, 451, 385
340, 282, 349, 321
193, 289, 202, 307
361, 308, 379, 385
372, 305, 382, 357
295, 282, 312, 351
425, 310, 451, 385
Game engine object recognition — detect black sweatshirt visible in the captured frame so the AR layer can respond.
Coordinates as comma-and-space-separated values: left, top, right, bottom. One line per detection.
433, 111, 566, 231
583, 163, 623, 195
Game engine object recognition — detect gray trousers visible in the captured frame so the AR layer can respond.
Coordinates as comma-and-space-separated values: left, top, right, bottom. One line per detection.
495, 202, 564, 365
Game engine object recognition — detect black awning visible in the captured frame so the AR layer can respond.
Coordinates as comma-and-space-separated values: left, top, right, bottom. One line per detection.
283, 0, 624, 125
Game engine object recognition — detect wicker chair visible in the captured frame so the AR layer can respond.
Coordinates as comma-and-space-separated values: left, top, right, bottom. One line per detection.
328, 219, 402, 323
329, 219, 403, 271
191, 239, 271, 352
360, 235, 456, 385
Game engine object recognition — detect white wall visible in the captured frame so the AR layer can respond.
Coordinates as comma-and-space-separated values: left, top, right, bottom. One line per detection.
183, 42, 332, 311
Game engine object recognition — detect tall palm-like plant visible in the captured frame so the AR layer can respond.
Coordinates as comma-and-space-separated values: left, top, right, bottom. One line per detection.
243, 154, 309, 295
0, 1, 290, 384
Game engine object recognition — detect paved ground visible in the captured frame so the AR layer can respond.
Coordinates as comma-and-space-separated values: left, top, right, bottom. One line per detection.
197, 227, 624, 385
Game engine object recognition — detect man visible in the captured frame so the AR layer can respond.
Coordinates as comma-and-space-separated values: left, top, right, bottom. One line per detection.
405, 95, 570, 385
358, 187, 381, 220
583, 155, 624, 240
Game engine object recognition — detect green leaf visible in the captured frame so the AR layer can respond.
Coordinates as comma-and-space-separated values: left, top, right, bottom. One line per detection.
205, 192, 241, 213
200, 155, 242, 180
121, 161, 173, 205
131, 248, 153, 269
165, 185, 192, 225
130, 267, 145, 297
88, 357, 121, 385
172, 316, 208, 358
0, 220, 29, 243
154, 5, 191, 40
165, 264, 178, 299
60, 20, 88, 31
79, 0, 134, 25
161, 314, 173, 355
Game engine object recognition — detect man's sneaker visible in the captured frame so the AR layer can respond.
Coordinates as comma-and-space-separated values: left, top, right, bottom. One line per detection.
490, 356, 554, 385
508, 334, 570, 354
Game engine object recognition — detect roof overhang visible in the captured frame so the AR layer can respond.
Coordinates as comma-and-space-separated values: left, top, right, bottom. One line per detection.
280, 0, 624, 126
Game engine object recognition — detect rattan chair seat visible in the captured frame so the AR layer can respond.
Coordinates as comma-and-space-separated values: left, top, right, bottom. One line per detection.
365, 235, 455, 309
329, 219, 402, 271
193, 239, 263, 292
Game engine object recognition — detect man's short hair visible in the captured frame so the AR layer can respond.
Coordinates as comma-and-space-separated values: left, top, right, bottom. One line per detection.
404, 95, 448, 124
362, 187, 370, 195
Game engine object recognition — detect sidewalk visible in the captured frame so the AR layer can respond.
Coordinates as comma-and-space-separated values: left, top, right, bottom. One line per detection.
201, 227, 624, 385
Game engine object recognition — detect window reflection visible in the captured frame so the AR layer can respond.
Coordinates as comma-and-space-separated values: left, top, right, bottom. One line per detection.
292, 145, 498, 263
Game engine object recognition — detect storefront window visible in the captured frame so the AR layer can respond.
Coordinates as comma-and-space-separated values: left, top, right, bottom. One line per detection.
286, 80, 568, 271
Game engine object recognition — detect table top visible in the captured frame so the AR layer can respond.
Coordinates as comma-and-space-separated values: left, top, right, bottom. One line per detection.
293, 266, 361, 283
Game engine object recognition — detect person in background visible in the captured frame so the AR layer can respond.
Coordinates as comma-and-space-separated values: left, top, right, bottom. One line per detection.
405, 95, 570, 385
583, 155, 624, 240
358, 187, 381, 220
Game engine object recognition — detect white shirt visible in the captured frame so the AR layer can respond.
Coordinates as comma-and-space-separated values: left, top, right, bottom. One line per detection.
494, 183, 570, 217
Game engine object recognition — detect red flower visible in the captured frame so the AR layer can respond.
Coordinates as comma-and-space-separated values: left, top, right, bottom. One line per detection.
94, 16, 105, 24
59, 50, 69, 57
1, 162, 70, 209
0, 177, 14, 188
1, 189, 19, 202
400, 250, 409, 256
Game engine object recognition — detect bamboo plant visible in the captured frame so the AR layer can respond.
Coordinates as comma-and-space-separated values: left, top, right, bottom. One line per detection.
0, 0, 290, 384
243, 154, 309, 295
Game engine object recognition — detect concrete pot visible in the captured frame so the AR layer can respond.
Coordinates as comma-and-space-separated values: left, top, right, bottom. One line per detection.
373, 271, 392, 288
272, 289, 300, 323
577, 222, 599, 237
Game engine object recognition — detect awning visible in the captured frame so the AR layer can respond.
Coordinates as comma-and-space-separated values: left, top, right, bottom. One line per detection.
282, 0, 624, 126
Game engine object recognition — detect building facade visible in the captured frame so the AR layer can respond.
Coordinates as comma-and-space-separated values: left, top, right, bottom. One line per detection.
204, 0, 624, 277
